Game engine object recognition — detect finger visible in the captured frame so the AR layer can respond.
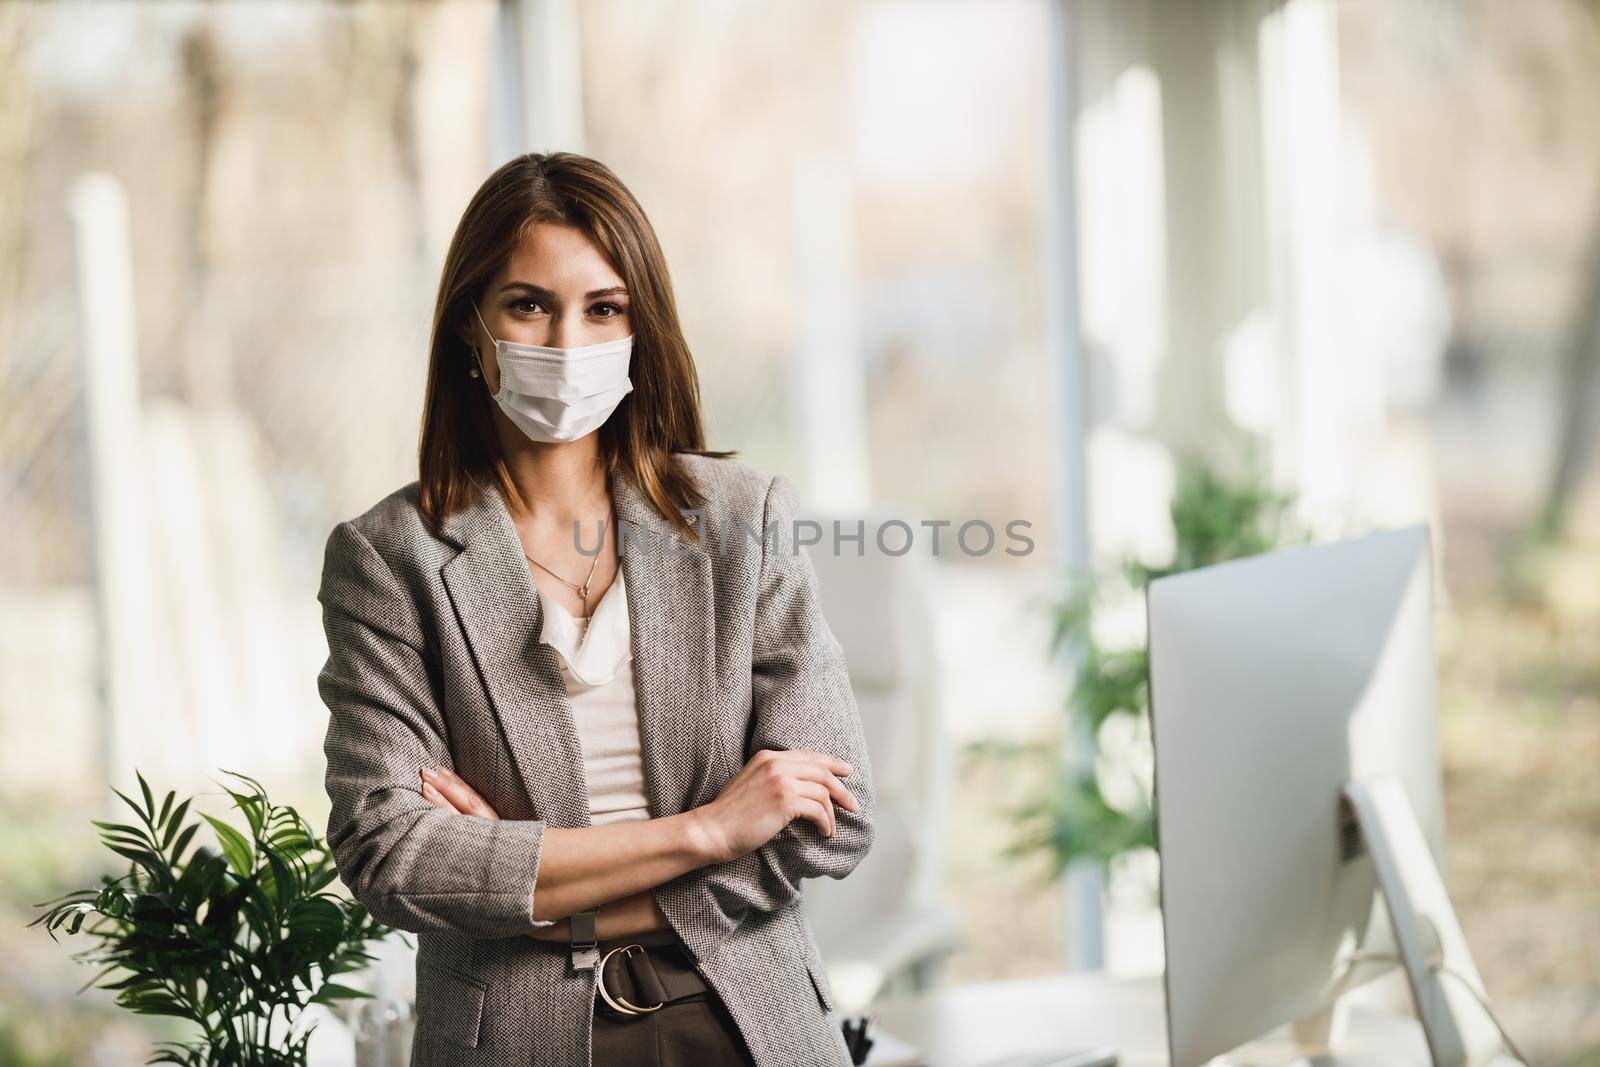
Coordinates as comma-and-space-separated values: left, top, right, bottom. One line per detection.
420, 779, 459, 813
421, 779, 450, 809
432, 766, 480, 800
426, 769, 498, 820
422, 769, 474, 809
777, 748, 856, 781
437, 768, 497, 818
788, 793, 834, 837
792, 780, 836, 836
786, 762, 859, 813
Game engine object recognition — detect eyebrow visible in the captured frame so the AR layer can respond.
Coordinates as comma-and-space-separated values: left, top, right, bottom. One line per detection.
499, 282, 628, 300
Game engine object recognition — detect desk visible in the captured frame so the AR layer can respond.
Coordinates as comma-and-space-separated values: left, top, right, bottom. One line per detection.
866, 971, 1438, 1067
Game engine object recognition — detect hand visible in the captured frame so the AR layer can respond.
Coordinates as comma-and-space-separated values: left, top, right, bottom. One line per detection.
690, 748, 858, 865
418, 766, 501, 820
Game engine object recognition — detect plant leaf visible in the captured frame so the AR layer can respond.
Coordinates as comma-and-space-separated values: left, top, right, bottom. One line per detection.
111, 786, 148, 825
201, 813, 255, 877
157, 789, 176, 827
136, 770, 156, 826
309, 982, 367, 1004
161, 798, 193, 850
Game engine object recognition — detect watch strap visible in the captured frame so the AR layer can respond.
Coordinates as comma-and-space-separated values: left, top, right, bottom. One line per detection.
569, 909, 600, 972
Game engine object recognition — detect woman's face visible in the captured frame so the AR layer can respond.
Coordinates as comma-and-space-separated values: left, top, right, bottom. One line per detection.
467, 220, 632, 398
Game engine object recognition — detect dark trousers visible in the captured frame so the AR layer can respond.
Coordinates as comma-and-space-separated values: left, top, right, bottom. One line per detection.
590, 928, 757, 1066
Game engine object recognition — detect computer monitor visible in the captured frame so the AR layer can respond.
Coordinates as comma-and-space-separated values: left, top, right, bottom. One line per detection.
1146, 526, 1504, 1067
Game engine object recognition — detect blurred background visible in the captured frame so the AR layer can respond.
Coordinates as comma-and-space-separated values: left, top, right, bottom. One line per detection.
1, 0, 1596, 1063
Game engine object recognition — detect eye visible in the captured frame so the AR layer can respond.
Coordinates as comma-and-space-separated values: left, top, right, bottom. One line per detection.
590, 301, 627, 319
510, 298, 547, 315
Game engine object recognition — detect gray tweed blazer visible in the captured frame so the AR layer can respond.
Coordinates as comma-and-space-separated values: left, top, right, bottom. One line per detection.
316, 452, 875, 1066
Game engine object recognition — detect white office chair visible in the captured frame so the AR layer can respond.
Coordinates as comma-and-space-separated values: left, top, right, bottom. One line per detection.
798, 509, 963, 1011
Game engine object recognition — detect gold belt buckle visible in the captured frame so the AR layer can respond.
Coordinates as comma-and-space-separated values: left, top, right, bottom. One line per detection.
596, 943, 666, 1016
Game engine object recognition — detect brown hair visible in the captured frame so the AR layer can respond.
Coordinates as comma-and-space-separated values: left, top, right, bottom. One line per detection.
417, 151, 735, 541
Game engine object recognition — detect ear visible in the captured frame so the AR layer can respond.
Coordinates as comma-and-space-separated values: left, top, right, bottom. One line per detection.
453, 307, 478, 348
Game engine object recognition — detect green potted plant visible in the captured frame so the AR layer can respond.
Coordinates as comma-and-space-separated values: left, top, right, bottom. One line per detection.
29, 769, 398, 1066
985, 453, 1304, 880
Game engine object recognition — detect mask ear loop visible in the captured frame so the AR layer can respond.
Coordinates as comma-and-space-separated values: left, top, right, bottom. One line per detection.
471, 300, 499, 347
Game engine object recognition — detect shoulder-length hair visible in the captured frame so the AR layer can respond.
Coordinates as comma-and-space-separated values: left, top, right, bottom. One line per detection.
418, 151, 734, 542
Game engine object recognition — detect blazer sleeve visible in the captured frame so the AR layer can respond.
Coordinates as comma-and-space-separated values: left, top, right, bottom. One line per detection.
671, 474, 877, 939
317, 519, 556, 939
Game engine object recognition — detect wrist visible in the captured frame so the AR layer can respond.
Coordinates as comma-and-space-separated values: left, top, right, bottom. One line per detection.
596, 892, 657, 939
527, 916, 571, 941
680, 806, 730, 866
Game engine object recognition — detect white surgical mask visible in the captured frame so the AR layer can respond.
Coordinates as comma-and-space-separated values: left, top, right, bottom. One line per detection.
472, 302, 635, 444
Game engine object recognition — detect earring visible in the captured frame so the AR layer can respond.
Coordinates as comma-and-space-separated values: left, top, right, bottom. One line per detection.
468, 346, 482, 379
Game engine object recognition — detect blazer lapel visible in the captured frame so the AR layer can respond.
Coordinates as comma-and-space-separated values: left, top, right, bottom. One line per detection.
612, 469, 718, 818
437, 467, 716, 829
439, 478, 592, 828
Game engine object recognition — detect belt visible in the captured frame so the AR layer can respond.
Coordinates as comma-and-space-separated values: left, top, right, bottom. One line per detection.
529, 926, 712, 1017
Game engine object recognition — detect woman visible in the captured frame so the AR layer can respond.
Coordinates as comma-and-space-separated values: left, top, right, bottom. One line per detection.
315, 151, 874, 1067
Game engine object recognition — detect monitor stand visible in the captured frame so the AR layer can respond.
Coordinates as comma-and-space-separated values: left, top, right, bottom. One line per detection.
1284, 995, 1413, 1067
1282, 778, 1503, 1067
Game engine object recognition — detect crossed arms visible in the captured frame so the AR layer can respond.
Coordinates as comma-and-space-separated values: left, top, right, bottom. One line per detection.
316, 474, 876, 942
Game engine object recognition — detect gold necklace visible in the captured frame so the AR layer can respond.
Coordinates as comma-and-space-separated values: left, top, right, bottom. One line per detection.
524, 518, 609, 619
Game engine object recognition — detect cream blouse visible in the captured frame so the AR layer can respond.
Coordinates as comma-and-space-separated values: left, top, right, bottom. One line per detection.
532, 569, 652, 828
